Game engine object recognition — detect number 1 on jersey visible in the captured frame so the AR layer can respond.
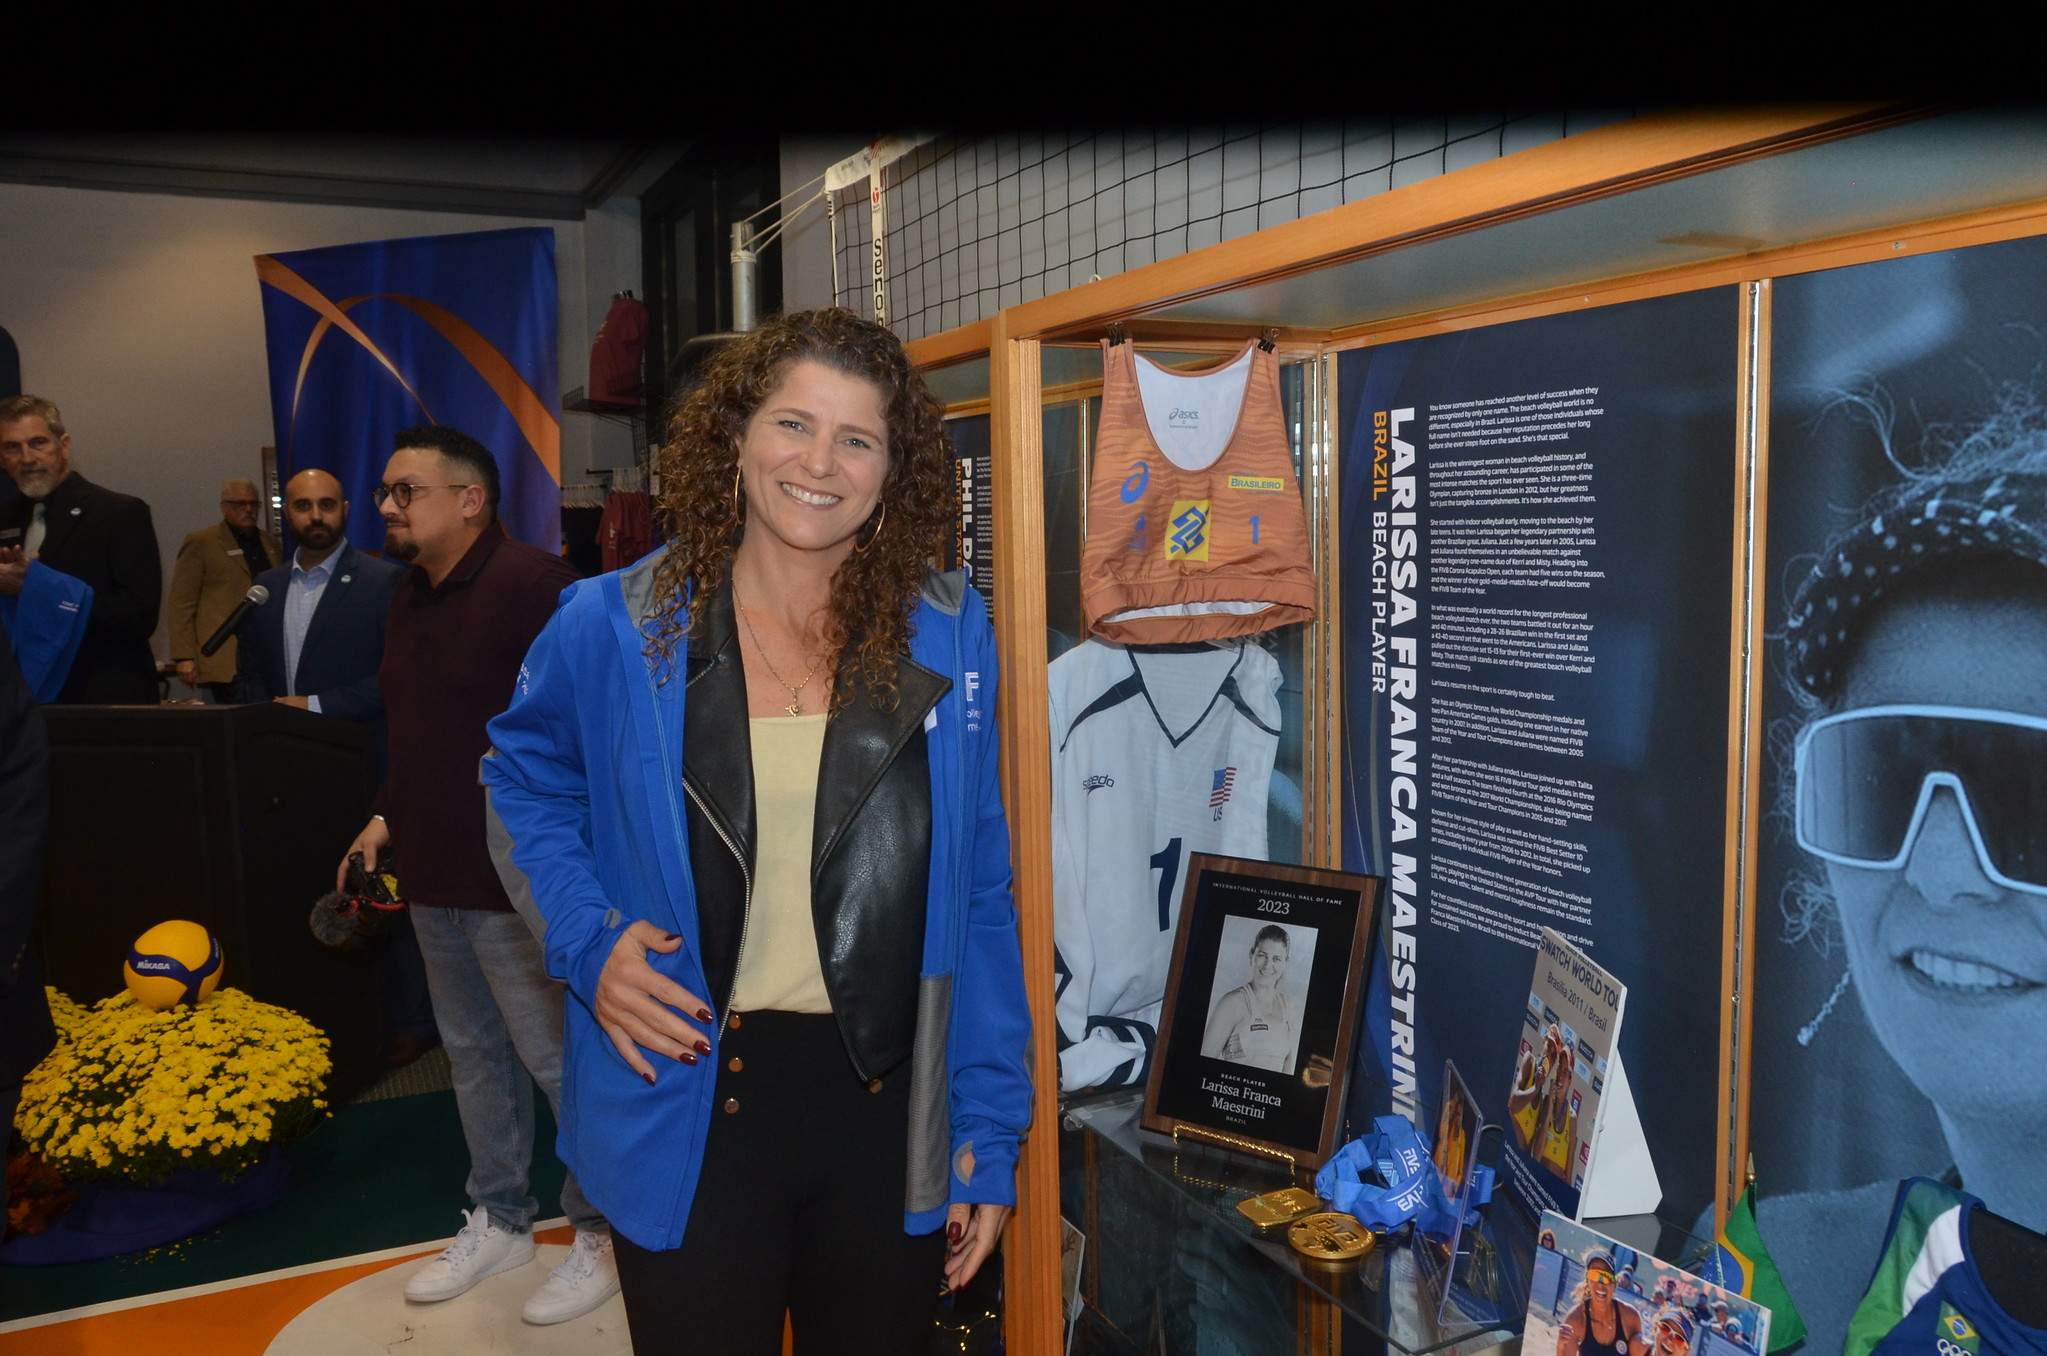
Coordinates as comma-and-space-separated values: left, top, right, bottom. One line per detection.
1150, 836, 1184, 931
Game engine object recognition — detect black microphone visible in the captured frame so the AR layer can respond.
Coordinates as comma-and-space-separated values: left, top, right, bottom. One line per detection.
200, 583, 269, 657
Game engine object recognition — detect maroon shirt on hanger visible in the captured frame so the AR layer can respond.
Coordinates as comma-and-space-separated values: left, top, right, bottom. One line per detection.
375, 521, 579, 911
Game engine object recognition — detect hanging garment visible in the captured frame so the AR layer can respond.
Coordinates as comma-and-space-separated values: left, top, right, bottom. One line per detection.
599, 490, 655, 572
1850, 1178, 2047, 1356
588, 294, 648, 407
1050, 639, 1281, 1091
1080, 338, 1316, 643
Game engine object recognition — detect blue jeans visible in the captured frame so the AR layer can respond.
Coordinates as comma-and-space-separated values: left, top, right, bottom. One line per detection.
411, 905, 601, 1234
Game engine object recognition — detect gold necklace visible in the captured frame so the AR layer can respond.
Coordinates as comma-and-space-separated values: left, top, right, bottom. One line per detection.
735, 591, 822, 716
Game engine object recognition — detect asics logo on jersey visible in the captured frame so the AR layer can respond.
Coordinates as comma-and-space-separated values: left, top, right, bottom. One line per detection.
1082, 774, 1115, 794
1119, 461, 1149, 503
1167, 406, 1200, 430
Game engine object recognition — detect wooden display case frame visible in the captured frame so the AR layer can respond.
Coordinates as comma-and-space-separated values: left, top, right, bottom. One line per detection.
903, 104, 2047, 1354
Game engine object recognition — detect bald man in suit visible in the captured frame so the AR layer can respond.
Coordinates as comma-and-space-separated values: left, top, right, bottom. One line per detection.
168, 477, 280, 702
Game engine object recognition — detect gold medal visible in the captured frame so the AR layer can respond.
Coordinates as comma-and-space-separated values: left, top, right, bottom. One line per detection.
1236, 1186, 1322, 1230
1287, 1211, 1376, 1264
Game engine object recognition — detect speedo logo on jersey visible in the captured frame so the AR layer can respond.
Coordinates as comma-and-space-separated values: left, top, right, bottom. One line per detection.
1082, 774, 1114, 794
1227, 474, 1285, 493
1166, 500, 1211, 562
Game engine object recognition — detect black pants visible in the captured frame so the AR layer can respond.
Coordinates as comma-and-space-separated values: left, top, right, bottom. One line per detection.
613, 1010, 944, 1355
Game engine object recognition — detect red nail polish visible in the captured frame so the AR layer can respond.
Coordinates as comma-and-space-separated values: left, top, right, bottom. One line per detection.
664, 933, 680, 942
642, 1071, 655, 1085
693, 1039, 711, 1055
696, 1008, 712, 1022
680, 1052, 697, 1064
947, 1222, 962, 1244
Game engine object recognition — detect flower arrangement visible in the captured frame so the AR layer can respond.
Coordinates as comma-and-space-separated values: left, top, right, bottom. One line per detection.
14, 986, 331, 1185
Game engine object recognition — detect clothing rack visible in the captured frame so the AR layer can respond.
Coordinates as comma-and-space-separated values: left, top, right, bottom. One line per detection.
607, 462, 651, 496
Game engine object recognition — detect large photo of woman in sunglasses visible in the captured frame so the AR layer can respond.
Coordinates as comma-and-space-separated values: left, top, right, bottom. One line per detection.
1745, 233, 2047, 1345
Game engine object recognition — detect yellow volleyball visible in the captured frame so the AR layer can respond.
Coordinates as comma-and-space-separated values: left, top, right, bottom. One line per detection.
123, 920, 224, 1010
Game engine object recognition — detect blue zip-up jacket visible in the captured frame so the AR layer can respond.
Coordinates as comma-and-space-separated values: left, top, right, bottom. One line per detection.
0, 562, 92, 703
480, 550, 1031, 1250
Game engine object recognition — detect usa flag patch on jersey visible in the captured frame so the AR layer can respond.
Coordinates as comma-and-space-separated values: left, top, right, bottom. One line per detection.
1210, 766, 1237, 819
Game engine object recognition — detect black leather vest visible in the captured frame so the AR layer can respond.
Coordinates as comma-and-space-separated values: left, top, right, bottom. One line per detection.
680, 582, 949, 1082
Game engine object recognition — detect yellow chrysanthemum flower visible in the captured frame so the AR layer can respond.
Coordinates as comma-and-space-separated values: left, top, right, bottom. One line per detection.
13, 987, 330, 1186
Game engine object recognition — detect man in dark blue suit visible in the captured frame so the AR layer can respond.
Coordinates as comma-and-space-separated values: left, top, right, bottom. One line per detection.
236, 468, 435, 1065
235, 468, 403, 737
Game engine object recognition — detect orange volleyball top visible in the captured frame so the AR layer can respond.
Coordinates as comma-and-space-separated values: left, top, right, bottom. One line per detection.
1080, 338, 1316, 643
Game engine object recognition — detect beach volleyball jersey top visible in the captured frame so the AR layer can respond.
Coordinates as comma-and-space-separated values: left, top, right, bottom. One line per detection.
1050, 638, 1282, 1091
1080, 339, 1316, 644
1849, 1178, 2047, 1356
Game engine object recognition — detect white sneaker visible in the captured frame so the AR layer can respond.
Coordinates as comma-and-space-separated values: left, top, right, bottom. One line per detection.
520, 1229, 620, 1326
404, 1206, 536, 1303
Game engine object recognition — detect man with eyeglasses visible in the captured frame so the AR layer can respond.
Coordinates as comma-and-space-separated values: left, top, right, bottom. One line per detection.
335, 426, 617, 1326
0, 394, 161, 704
239, 467, 427, 1067
167, 478, 281, 701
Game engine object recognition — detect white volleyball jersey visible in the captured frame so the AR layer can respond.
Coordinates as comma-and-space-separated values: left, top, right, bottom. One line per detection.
1051, 639, 1283, 1091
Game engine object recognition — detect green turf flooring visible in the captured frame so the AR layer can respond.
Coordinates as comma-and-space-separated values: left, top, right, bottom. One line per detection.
0, 1088, 567, 1322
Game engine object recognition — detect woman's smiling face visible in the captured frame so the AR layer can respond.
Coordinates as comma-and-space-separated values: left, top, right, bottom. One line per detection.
1249, 937, 1288, 987
1825, 586, 2047, 1119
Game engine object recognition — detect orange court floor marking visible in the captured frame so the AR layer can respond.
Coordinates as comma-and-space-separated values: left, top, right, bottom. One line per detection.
0, 1222, 578, 1355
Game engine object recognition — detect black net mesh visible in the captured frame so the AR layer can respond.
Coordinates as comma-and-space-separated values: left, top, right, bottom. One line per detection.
828, 114, 1634, 339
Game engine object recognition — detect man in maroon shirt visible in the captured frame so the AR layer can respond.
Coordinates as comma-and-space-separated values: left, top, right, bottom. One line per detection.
338, 426, 618, 1325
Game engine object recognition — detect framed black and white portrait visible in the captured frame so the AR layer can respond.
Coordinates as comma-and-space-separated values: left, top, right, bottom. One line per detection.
1142, 854, 1380, 1169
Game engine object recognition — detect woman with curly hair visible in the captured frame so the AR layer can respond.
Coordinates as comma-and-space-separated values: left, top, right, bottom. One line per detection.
481, 308, 1031, 1352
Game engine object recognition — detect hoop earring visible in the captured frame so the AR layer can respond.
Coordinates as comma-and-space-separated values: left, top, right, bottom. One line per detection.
731, 466, 744, 525
850, 500, 887, 556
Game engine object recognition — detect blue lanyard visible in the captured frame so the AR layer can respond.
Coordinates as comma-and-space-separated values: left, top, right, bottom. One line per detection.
1314, 1114, 1491, 1238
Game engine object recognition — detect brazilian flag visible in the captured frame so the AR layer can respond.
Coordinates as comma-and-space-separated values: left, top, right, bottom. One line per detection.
1710, 1182, 1807, 1351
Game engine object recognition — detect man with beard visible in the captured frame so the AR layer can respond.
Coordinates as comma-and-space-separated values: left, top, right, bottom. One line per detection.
235, 468, 401, 732
336, 427, 614, 1325
0, 395, 161, 704
238, 466, 421, 1063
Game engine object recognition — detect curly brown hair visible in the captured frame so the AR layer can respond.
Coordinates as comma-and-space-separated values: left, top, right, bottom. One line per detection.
644, 308, 954, 711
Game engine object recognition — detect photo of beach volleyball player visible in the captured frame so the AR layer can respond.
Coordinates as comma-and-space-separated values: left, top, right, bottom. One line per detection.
1522, 1213, 1769, 1356
1433, 1058, 1480, 1197
1508, 1012, 1582, 1177
1199, 917, 1316, 1075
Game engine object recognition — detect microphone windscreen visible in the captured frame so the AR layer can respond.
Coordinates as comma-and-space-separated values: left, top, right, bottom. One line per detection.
248, 584, 271, 605
309, 893, 363, 951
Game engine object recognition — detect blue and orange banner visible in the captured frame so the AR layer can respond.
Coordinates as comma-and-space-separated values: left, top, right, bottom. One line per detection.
254, 228, 560, 552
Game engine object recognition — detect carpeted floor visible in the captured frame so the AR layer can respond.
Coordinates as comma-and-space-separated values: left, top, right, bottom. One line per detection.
0, 1078, 566, 1323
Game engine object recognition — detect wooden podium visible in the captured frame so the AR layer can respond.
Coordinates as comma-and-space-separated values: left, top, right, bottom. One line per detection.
39, 702, 388, 1104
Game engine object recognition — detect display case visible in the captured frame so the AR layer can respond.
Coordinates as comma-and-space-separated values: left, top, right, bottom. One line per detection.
905, 105, 2047, 1353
